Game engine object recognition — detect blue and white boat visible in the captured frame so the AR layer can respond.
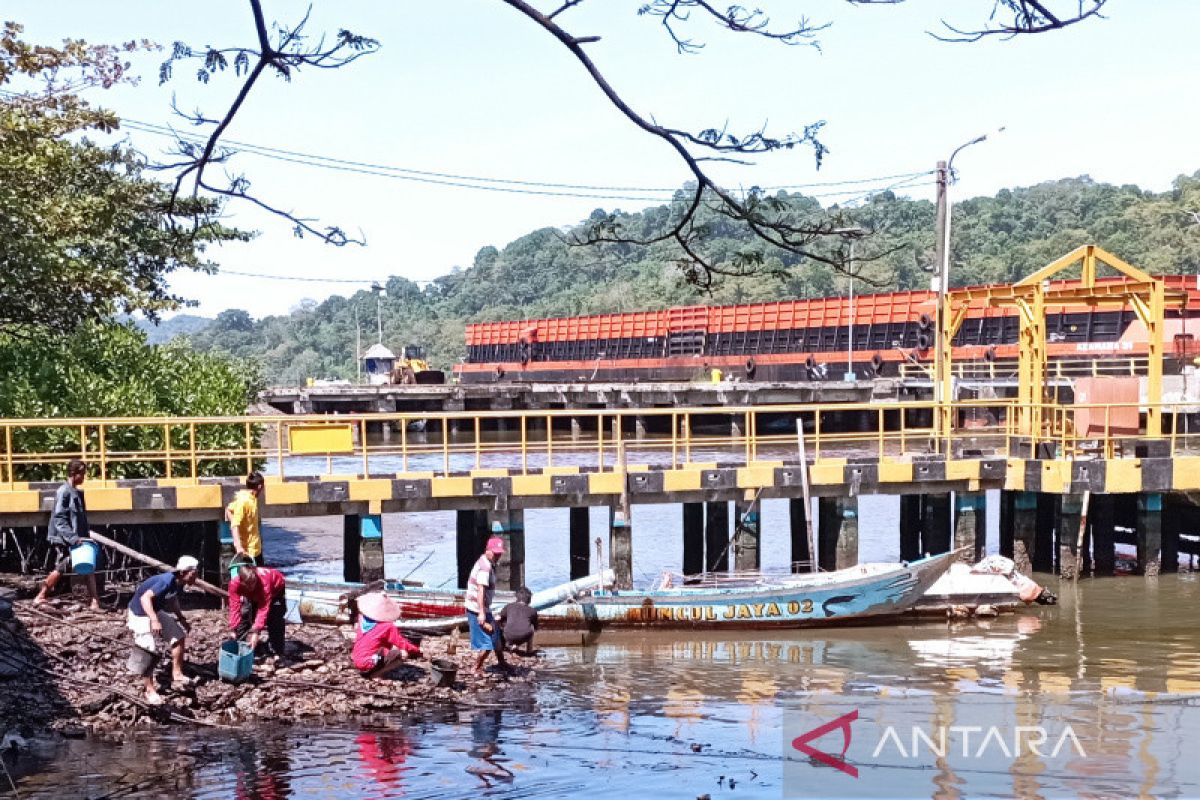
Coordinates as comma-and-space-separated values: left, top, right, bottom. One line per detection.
537, 551, 958, 630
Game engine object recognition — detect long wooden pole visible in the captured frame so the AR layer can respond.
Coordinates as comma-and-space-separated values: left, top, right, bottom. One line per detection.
1073, 490, 1091, 581
796, 417, 818, 573
88, 530, 228, 598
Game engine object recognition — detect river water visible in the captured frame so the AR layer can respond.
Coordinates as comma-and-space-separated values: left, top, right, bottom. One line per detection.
11, 462, 1200, 796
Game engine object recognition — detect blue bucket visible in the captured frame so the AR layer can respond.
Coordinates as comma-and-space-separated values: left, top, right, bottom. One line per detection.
70, 541, 100, 576
218, 640, 254, 683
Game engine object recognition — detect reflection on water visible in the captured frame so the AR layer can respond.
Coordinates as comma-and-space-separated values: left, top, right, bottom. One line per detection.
16, 575, 1200, 798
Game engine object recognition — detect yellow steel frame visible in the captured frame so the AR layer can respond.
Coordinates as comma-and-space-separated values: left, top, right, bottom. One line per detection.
938, 244, 1186, 439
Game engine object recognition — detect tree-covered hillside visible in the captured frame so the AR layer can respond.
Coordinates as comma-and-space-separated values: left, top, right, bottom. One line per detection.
178, 173, 1200, 385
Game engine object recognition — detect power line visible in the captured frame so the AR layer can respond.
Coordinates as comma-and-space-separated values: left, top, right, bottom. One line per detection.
219, 269, 434, 287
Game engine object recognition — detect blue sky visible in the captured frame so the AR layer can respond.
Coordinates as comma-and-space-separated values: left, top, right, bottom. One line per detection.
10, 1, 1200, 317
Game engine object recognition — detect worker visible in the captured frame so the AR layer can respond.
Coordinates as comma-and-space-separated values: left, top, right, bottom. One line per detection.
126, 556, 200, 705
228, 564, 287, 659
352, 591, 422, 679
465, 536, 509, 676
498, 586, 538, 656
226, 472, 266, 566
34, 459, 101, 610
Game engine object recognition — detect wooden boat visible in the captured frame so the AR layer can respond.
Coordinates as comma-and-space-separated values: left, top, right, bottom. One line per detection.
284, 570, 613, 631
535, 551, 957, 630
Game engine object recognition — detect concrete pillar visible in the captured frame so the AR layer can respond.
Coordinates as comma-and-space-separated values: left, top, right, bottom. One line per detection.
705, 501, 730, 572
635, 415, 647, 440
1057, 495, 1084, 579
1012, 492, 1039, 576
569, 507, 590, 580
609, 506, 633, 590
818, 496, 858, 572
1090, 494, 1116, 577
899, 495, 922, 562
455, 509, 488, 588
731, 417, 743, 438
683, 502, 705, 576
488, 510, 525, 591
733, 499, 761, 572
1137, 493, 1162, 577
218, 520, 236, 586
953, 492, 986, 563
920, 494, 952, 556
380, 421, 393, 441
999, 491, 1016, 559
789, 497, 811, 573
1033, 494, 1056, 574
570, 417, 583, 441
343, 514, 384, 584
1162, 495, 1181, 574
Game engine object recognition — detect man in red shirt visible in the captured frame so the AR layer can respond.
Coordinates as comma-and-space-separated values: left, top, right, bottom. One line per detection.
228, 565, 287, 658
352, 591, 422, 679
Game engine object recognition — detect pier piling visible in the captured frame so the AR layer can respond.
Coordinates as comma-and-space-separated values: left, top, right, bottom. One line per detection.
921, 494, 952, 556
609, 506, 633, 590
1033, 494, 1056, 573
788, 498, 811, 573
1012, 492, 1038, 575
899, 495, 921, 562
705, 501, 730, 572
569, 507, 590, 580
818, 496, 858, 571
682, 502, 704, 575
953, 492, 986, 563
488, 510, 525, 591
455, 510, 488, 588
1058, 495, 1084, 579
1090, 494, 1116, 576
733, 498, 761, 572
217, 521, 235, 586
1136, 493, 1162, 577
343, 514, 384, 584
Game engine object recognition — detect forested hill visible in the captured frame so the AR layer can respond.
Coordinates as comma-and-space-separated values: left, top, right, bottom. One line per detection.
177, 173, 1200, 385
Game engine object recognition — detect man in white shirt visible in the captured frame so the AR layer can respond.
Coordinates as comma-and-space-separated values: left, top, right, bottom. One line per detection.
465, 536, 510, 675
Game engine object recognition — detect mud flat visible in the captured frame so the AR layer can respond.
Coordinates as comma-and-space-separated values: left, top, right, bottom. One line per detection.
0, 588, 534, 739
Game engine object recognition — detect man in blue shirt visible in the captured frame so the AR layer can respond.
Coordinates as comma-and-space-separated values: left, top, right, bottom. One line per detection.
34, 459, 101, 610
126, 556, 199, 705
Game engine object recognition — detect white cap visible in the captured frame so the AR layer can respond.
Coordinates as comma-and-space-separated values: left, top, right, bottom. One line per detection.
175, 555, 199, 572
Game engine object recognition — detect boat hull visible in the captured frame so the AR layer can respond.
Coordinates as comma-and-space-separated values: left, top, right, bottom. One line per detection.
537, 552, 957, 630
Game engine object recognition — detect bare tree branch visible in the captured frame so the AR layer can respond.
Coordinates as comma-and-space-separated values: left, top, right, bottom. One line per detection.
848, 0, 1108, 42
638, 1, 827, 54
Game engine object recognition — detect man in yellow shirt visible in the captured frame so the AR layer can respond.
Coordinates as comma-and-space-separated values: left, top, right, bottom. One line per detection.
226, 472, 265, 565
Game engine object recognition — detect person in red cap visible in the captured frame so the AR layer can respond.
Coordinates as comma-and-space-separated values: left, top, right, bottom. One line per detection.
228, 565, 288, 659
465, 536, 509, 675
352, 591, 422, 679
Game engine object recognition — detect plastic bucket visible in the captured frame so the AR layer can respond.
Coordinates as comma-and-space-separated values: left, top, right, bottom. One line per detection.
218, 640, 254, 683
70, 541, 100, 576
429, 657, 458, 688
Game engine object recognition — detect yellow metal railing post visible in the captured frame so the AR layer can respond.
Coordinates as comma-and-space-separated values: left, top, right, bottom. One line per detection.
814, 409, 822, 459
743, 410, 751, 465
244, 421, 253, 476
684, 413, 692, 465
401, 418, 409, 473
79, 424, 87, 464
360, 418, 369, 476
189, 423, 197, 479
276, 421, 285, 478
596, 413, 604, 471
546, 414, 553, 468
164, 423, 172, 478
521, 415, 528, 474
1171, 403, 1178, 457
670, 412, 678, 468
474, 416, 482, 470
98, 424, 107, 481
442, 417, 450, 475
877, 407, 885, 459
3, 424, 11, 487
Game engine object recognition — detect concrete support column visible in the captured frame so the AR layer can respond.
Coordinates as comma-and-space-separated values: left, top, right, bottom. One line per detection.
455, 510, 488, 588
488, 510, 525, 591
380, 421, 393, 441
570, 417, 583, 441
705, 501, 730, 572
1162, 494, 1182, 574
1137, 493, 1162, 577
635, 415, 647, 440
343, 514, 384, 584
1089, 494, 1116, 577
999, 491, 1016, 559
733, 499, 761, 572
569, 507, 590, 580
899, 495, 922, 562
1057, 495, 1084, 579
920, 494, 952, 556
953, 492, 987, 563
731, 417, 743, 438
1012, 492, 1038, 576
1033, 494, 1057, 574
217, 520, 236, 587
818, 496, 859, 572
609, 506, 633, 590
788, 498, 811, 573
682, 502, 705, 576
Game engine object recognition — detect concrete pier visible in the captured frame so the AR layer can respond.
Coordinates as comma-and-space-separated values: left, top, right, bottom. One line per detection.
682, 502, 705, 576
1090, 494, 1116, 576
217, 520, 236, 586
343, 514, 384, 584
455, 510, 488, 588
609, 506, 633, 590
1033, 494, 1056, 574
953, 492, 986, 563
1162, 494, 1182, 573
899, 495, 921, 562
1011, 492, 1038, 576
921, 494, 951, 556
732, 498, 760, 572
488, 510, 525, 591
569, 507, 590, 580
817, 496, 858, 571
788, 498, 811, 572
705, 501, 729, 572
1137, 493, 1162, 577
1057, 495, 1084, 579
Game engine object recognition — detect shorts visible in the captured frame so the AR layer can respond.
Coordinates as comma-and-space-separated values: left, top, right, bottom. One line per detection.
466, 611, 499, 651
49, 542, 74, 575
126, 608, 187, 654
504, 631, 533, 648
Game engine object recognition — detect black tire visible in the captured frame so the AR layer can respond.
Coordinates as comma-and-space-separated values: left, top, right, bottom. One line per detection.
745, 358, 757, 377
916, 333, 931, 350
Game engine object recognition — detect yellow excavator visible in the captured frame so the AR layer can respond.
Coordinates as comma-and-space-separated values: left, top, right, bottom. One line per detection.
391, 345, 445, 384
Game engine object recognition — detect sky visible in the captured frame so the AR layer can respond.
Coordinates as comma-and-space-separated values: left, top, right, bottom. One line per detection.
9, 1, 1200, 319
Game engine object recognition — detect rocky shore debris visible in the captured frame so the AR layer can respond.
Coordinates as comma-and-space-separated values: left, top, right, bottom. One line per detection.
0, 592, 535, 736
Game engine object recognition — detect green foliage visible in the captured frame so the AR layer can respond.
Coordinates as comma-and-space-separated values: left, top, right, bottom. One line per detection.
175, 171, 1200, 384
0, 323, 262, 480
1, 22, 250, 334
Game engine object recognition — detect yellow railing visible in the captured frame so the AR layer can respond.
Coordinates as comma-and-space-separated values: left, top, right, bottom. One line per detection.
1, 398, 1197, 484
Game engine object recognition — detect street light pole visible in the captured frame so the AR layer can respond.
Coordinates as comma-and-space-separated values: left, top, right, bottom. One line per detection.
832, 227, 867, 381
371, 282, 385, 346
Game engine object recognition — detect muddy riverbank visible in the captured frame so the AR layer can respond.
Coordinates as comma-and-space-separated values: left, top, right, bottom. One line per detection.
0, 588, 533, 738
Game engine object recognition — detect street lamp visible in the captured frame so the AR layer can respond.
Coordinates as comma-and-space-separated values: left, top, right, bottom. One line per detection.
371, 282, 385, 345
933, 129, 1004, 433
833, 226, 868, 381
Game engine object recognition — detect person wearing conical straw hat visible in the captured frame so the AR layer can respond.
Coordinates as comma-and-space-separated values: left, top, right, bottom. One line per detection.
352, 591, 422, 679
465, 536, 510, 676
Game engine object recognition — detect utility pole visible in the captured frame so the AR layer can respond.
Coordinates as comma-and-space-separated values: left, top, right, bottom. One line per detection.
933, 159, 949, 439
354, 306, 362, 384
371, 282, 385, 346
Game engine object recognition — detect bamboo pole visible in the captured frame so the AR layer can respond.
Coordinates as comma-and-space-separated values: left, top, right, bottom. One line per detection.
88, 530, 227, 598
795, 417, 818, 573
1073, 490, 1091, 581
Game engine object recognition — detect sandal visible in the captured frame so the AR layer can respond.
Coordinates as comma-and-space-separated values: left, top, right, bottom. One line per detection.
171, 676, 196, 689
144, 692, 164, 706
